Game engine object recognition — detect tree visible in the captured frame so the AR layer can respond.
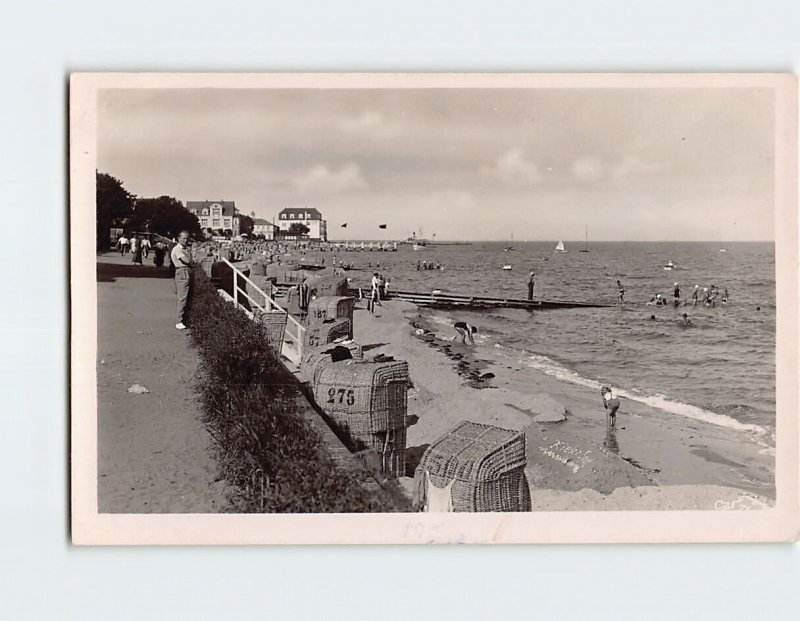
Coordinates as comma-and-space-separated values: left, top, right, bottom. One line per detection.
96, 172, 134, 250
239, 214, 254, 236
288, 222, 310, 236
127, 196, 202, 239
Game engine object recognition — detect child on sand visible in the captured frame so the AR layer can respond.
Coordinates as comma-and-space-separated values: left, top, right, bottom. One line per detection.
453, 321, 478, 345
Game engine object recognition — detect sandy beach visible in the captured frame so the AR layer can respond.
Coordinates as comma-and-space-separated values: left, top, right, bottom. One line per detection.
96, 253, 230, 513
350, 295, 774, 511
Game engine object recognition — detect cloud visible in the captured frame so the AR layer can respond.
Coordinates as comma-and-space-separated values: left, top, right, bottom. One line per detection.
571, 157, 604, 183
423, 190, 474, 209
340, 112, 383, 131
611, 156, 665, 183
292, 162, 368, 195
481, 148, 542, 186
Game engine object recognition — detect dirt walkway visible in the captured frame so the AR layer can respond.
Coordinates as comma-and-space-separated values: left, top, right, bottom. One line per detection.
96, 252, 228, 513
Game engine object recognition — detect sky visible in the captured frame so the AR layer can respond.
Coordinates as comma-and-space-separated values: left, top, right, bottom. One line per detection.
97, 87, 775, 241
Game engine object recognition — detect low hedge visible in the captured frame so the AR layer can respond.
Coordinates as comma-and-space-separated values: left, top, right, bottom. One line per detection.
186, 267, 408, 513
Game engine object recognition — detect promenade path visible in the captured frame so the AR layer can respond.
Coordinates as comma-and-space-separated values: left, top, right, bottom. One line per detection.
96, 252, 228, 512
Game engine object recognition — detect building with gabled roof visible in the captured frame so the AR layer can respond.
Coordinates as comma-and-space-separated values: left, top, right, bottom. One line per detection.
276, 207, 327, 241
186, 200, 241, 237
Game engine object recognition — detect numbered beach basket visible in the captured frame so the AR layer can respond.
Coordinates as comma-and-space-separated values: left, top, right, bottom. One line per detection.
307, 275, 349, 297
417, 421, 531, 512
303, 318, 352, 350
313, 359, 409, 477
307, 296, 355, 338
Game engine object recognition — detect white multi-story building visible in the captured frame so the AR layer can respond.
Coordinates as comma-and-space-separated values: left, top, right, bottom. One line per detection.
186, 200, 241, 237
276, 207, 327, 241
252, 218, 278, 240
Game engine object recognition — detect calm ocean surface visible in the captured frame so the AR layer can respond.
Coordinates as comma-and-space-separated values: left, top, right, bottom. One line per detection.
339, 241, 775, 444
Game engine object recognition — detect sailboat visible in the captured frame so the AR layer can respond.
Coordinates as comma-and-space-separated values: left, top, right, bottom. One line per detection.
554, 240, 567, 253
504, 232, 514, 252
579, 226, 590, 252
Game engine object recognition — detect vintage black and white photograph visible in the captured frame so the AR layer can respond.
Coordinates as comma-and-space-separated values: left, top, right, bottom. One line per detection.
70, 73, 798, 544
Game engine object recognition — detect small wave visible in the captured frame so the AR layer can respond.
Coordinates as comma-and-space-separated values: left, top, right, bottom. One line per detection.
491, 343, 769, 437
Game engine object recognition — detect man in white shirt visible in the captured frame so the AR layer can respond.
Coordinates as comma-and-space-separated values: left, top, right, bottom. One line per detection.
141, 237, 151, 258
170, 231, 192, 330
119, 235, 129, 256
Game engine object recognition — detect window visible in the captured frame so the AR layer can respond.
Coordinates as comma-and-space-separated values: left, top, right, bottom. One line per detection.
202, 208, 208, 215
212, 218, 220, 227
305, 212, 310, 219
290, 213, 295, 219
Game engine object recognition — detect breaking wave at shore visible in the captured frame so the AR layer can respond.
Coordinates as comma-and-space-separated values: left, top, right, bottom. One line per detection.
491, 342, 770, 438
421, 310, 770, 441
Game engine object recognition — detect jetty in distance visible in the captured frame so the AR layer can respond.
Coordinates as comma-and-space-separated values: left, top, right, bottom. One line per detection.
356, 289, 613, 310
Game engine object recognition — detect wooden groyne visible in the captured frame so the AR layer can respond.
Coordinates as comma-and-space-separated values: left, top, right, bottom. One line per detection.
350, 289, 613, 310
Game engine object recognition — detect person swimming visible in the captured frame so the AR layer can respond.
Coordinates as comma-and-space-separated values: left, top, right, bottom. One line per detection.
679, 312, 692, 327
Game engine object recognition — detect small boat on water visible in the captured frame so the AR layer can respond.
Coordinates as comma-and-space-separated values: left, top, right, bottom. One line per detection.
554, 240, 567, 253
664, 260, 675, 271
719, 248, 727, 253
502, 264, 512, 270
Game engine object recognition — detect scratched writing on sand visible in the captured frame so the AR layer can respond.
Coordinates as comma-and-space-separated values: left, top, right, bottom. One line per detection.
538, 441, 594, 474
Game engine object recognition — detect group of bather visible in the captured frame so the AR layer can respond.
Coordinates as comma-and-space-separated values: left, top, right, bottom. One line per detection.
417, 260, 443, 271
647, 283, 729, 307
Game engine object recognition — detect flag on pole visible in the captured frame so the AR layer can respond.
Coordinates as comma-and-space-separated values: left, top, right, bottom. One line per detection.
341, 222, 347, 228
378, 224, 387, 229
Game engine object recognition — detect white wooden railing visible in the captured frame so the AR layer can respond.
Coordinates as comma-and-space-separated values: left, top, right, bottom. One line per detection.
219, 258, 305, 366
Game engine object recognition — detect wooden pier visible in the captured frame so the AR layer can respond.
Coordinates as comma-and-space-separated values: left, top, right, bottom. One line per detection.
349, 288, 613, 310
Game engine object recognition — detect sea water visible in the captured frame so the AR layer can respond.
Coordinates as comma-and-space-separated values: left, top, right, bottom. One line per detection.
342, 241, 775, 446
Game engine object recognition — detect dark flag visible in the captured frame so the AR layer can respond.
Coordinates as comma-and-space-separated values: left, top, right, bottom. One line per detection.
341, 222, 347, 228
378, 224, 387, 229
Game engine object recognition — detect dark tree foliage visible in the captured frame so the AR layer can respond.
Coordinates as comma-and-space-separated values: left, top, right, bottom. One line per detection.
238, 214, 254, 236
127, 196, 202, 239
288, 222, 310, 236
96, 172, 134, 250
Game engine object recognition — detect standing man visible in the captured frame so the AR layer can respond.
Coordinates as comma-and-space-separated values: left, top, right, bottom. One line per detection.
119, 234, 129, 256
527, 271, 535, 300
369, 272, 382, 314
617, 280, 625, 304
171, 231, 193, 330
692, 285, 700, 306
673, 282, 681, 307
142, 236, 151, 259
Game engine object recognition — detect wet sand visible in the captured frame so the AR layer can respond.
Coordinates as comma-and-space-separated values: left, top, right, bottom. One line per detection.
353, 297, 774, 511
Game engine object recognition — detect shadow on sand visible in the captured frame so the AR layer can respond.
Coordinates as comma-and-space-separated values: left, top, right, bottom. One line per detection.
97, 261, 173, 283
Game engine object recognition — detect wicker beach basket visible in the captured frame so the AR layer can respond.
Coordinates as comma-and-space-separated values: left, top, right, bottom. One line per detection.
307, 296, 355, 337
249, 261, 266, 276
313, 359, 409, 477
245, 275, 273, 308
199, 257, 215, 278
299, 342, 364, 384
253, 309, 288, 354
303, 318, 352, 350
418, 421, 531, 512
307, 275, 349, 297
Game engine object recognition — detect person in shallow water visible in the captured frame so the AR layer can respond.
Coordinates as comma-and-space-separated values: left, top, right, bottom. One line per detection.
600, 386, 620, 427
453, 321, 478, 345
679, 313, 692, 327
617, 280, 625, 303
